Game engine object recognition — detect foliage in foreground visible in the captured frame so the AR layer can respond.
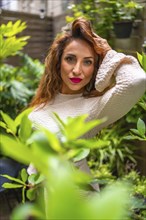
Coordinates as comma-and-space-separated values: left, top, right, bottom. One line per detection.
0, 110, 146, 219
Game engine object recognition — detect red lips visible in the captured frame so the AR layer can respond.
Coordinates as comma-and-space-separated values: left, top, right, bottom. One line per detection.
70, 78, 82, 83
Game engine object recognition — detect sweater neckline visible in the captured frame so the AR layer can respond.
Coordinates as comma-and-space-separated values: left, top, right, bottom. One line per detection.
58, 92, 83, 98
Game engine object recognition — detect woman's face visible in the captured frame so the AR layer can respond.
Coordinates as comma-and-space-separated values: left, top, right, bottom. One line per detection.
60, 39, 95, 94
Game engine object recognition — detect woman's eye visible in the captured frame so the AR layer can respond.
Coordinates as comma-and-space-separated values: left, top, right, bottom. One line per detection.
65, 56, 75, 63
84, 60, 93, 66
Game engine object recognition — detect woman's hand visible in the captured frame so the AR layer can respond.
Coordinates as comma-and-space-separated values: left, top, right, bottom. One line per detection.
93, 33, 112, 57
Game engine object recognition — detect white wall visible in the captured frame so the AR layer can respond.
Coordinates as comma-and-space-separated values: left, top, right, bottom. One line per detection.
0, 0, 71, 17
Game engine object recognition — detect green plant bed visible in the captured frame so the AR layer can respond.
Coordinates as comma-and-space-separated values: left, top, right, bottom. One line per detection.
0, 20, 44, 118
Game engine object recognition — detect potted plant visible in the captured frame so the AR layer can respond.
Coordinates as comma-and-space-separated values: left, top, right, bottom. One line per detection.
111, 0, 143, 38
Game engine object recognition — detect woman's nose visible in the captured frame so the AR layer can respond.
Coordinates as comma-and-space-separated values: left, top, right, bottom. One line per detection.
72, 62, 82, 75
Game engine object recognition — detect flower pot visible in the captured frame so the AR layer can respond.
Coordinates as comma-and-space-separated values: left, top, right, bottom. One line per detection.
113, 20, 133, 38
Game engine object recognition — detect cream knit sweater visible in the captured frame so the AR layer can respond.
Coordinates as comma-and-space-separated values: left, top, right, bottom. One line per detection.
28, 50, 146, 182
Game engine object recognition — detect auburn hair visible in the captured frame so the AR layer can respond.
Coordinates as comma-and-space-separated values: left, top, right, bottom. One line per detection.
30, 17, 110, 107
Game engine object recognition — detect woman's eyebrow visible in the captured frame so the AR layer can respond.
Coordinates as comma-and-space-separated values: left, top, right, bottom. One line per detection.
84, 57, 94, 59
65, 53, 76, 56
64, 53, 94, 59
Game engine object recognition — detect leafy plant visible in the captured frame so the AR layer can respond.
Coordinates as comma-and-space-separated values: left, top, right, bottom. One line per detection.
0, 20, 30, 62
0, 55, 44, 119
125, 118, 146, 141
66, 0, 143, 42
109, 0, 143, 21
66, 0, 114, 40
0, 110, 133, 220
0, 20, 44, 119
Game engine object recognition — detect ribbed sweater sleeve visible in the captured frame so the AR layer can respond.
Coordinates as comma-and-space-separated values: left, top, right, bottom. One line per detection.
93, 50, 146, 132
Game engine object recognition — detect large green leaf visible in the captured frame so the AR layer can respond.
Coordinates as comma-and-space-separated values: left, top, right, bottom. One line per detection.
137, 52, 146, 72
1, 135, 32, 165
137, 118, 145, 138
54, 113, 105, 141
2, 183, 23, 189
1, 174, 24, 184
11, 203, 43, 220
45, 161, 130, 220
0, 111, 16, 134
15, 108, 32, 127
19, 114, 32, 143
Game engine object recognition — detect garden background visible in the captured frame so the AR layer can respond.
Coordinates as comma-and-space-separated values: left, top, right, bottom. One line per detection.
0, 0, 146, 219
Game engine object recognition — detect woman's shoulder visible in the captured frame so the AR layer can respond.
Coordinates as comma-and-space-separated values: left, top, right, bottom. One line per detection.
28, 104, 48, 120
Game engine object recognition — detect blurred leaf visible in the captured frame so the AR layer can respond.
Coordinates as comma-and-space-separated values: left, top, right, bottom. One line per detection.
137, 52, 142, 66
0, 20, 30, 61
19, 114, 32, 143
2, 183, 23, 189
137, 118, 145, 137
26, 188, 37, 201
1, 134, 33, 165
137, 52, 146, 72
21, 168, 28, 183
15, 108, 32, 127
0, 111, 16, 134
54, 113, 105, 141
42, 127, 63, 153
10, 80, 33, 101
73, 148, 90, 162
124, 135, 144, 141
130, 128, 140, 136
1, 174, 24, 184
46, 162, 130, 220
117, 149, 124, 162
27, 131, 58, 155
0, 121, 7, 129
28, 173, 45, 185
11, 203, 43, 220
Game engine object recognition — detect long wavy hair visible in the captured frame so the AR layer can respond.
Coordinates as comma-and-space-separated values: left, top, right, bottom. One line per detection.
30, 17, 110, 107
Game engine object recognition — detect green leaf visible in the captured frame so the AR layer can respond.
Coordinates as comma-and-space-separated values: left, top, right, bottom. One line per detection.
42, 127, 63, 153
53, 112, 66, 128
124, 135, 144, 141
127, 155, 137, 164
54, 113, 105, 141
142, 52, 146, 72
1, 134, 33, 165
28, 173, 45, 185
26, 188, 37, 201
27, 130, 61, 156
73, 148, 90, 162
0, 121, 7, 129
137, 52, 146, 72
130, 128, 140, 136
21, 168, 28, 183
1, 174, 25, 184
0, 111, 16, 134
19, 114, 32, 143
2, 183, 23, 189
117, 149, 124, 162
15, 108, 32, 127
137, 52, 142, 66
0, 20, 30, 61
22, 186, 26, 203
137, 118, 145, 137
11, 203, 43, 220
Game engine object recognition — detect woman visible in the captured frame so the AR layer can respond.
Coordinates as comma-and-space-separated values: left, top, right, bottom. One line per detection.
28, 17, 146, 191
